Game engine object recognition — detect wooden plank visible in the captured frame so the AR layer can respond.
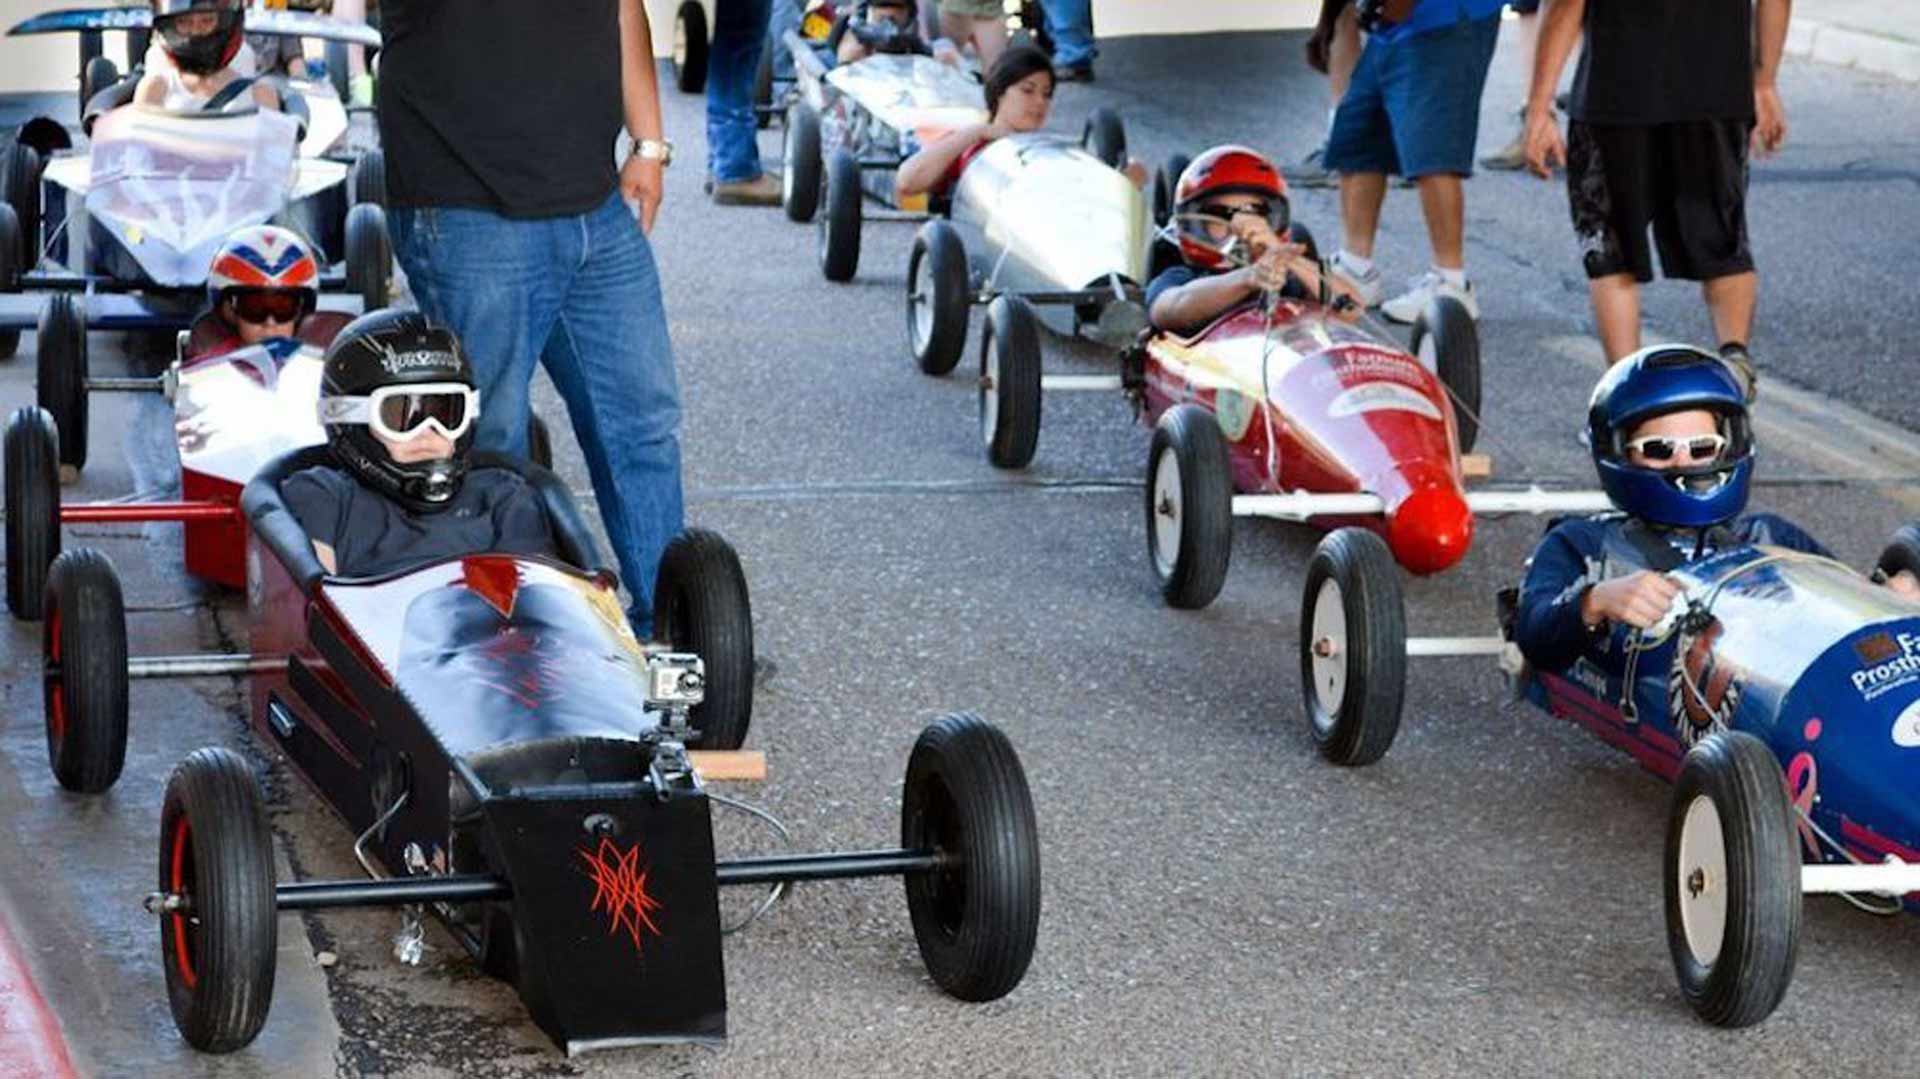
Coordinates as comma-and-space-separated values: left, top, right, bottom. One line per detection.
1461, 453, 1492, 480
689, 750, 767, 781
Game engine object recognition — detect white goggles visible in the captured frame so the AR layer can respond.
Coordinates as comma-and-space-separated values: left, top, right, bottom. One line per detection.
318, 383, 480, 442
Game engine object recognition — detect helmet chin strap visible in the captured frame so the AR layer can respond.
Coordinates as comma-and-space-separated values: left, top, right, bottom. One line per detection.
417, 462, 458, 503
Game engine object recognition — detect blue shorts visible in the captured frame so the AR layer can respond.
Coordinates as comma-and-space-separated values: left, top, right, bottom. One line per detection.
1323, 13, 1500, 180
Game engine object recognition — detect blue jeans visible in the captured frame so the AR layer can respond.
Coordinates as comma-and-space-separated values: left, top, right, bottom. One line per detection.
390, 192, 685, 636
1041, 0, 1095, 66
707, 0, 773, 182
769, 0, 802, 81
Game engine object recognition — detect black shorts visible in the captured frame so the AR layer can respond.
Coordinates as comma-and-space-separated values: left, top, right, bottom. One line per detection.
1565, 119, 1754, 283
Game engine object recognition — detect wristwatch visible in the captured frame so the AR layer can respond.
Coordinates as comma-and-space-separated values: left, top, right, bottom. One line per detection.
633, 138, 674, 167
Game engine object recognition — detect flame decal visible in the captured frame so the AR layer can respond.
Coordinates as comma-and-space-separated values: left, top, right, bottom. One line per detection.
576, 836, 664, 953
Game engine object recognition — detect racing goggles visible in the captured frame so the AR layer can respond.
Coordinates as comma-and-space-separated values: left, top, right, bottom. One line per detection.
1624, 433, 1728, 463
319, 383, 479, 442
1192, 198, 1290, 236
226, 288, 311, 326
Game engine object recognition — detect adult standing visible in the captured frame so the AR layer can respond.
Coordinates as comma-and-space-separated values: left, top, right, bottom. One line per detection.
377, 0, 683, 636
708, 0, 778, 203
1526, 0, 1789, 399
1321, 0, 1506, 323
1042, 0, 1096, 81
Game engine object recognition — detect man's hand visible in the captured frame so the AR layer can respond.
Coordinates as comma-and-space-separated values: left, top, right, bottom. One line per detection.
1752, 83, 1788, 156
1524, 103, 1564, 179
621, 155, 664, 233
1581, 571, 1683, 630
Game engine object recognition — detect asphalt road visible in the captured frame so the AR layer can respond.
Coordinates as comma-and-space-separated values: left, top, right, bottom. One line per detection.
1, 28, 1918, 1079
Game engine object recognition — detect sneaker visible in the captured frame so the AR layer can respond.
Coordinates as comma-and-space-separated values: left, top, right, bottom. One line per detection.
1479, 109, 1529, 171
1380, 270, 1478, 324
1052, 62, 1094, 83
1328, 251, 1384, 308
1293, 144, 1336, 189
711, 172, 782, 206
1718, 343, 1759, 402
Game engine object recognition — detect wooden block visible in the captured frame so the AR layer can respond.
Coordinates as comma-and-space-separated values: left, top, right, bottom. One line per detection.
689, 750, 767, 782
1460, 453, 1492, 480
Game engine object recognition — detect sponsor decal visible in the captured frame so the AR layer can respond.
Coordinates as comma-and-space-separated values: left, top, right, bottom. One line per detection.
577, 836, 664, 953
1850, 630, 1920, 702
1567, 657, 1608, 699
1328, 381, 1442, 422
1786, 751, 1820, 858
368, 339, 456, 377
1668, 616, 1742, 747
1214, 388, 1255, 442
1895, 698, 1920, 748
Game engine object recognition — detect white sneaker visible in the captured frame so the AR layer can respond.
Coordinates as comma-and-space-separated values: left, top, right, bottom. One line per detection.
1328, 251, 1384, 308
1380, 270, 1478, 324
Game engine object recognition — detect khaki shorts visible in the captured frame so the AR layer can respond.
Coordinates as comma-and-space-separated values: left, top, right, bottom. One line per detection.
940, 0, 1005, 20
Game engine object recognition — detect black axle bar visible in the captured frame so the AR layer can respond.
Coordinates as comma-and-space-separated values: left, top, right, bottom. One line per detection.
271, 848, 941, 911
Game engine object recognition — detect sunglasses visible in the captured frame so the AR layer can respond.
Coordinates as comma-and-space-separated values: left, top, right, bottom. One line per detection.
227, 289, 309, 326
1625, 433, 1727, 463
318, 383, 479, 443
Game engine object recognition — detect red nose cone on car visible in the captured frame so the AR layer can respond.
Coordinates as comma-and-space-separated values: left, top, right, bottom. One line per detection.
1387, 482, 1473, 575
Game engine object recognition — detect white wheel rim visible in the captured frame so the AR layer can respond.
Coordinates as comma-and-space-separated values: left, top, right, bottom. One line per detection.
1417, 331, 1438, 375
980, 332, 1000, 445
909, 251, 931, 352
1150, 446, 1182, 576
1309, 577, 1347, 723
1677, 794, 1729, 968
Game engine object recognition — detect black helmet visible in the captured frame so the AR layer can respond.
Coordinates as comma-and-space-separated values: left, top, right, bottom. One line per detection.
316, 309, 480, 514
152, 0, 246, 77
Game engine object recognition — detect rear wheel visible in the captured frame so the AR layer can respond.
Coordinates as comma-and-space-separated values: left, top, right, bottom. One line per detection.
673, 1, 711, 93
819, 149, 862, 282
907, 220, 970, 376
782, 103, 822, 224
1081, 107, 1126, 170
1152, 151, 1189, 228
652, 529, 755, 750
1875, 522, 1920, 582
1299, 528, 1406, 766
80, 55, 119, 118
159, 747, 278, 1053
43, 548, 128, 792
979, 296, 1041, 469
752, 41, 775, 128
344, 203, 392, 312
5, 407, 60, 619
349, 148, 387, 208
1145, 404, 1232, 609
1664, 731, 1801, 1027
1410, 296, 1480, 454
35, 292, 88, 472
902, 713, 1040, 1002
2, 140, 41, 274
0, 204, 19, 358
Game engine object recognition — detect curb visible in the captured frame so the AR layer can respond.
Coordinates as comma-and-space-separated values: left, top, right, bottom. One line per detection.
0, 912, 77, 1079
1787, 18, 1920, 82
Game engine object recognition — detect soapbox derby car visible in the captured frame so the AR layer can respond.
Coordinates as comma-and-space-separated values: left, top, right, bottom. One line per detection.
39, 448, 1041, 1053
1293, 521, 1920, 1027
2, 313, 553, 621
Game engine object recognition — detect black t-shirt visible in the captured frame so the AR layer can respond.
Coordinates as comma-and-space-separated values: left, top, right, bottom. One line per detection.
1572, 0, 1755, 125
282, 465, 558, 578
377, 0, 623, 217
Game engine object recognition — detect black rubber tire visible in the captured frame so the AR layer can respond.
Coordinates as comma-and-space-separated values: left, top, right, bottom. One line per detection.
81, 55, 119, 121
159, 747, 279, 1053
35, 292, 89, 472
1874, 522, 1920, 582
1152, 152, 1189, 228
0, 204, 19, 359
979, 296, 1042, 470
1288, 220, 1320, 263
652, 529, 755, 750
1081, 107, 1126, 170
2, 140, 42, 274
344, 202, 392, 312
349, 148, 387, 208
901, 713, 1040, 1002
1663, 731, 1801, 1028
752, 40, 775, 128
782, 103, 823, 224
907, 220, 970, 376
5, 407, 60, 620
526, 414, 553, 470
42, 548, 128, 792
819, 149, 862, 282
1144, 403, 1232, 609
1409, 295, 1480, 454
1298, 527, 1407, 766
673, 1, 711, 94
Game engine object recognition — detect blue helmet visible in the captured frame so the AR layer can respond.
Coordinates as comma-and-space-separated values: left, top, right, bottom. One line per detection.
1586, 345, 1754, 528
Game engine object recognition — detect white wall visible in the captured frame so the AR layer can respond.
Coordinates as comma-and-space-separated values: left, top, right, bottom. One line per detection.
0, 0, 88, 94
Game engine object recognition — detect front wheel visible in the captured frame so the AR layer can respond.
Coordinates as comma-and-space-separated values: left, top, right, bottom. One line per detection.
901, 713, 1040, 1002
35, 292, 88, 472
5, 406, 60, 619
159, 747, 279, 1053
1298, 528, 1406, 766
1144, 404, 1232, 609
1410, 296, 1480, 454
1081, 107, 1126, 170
344, 203, 392, 313
1664, 731, 1801, 1028
782, 103, 823, 223
819, 149, 862, 282
43, 548, 129, 792
652, 529, 755, 750
907, 220, 970, 376
979, 296, 1041, 469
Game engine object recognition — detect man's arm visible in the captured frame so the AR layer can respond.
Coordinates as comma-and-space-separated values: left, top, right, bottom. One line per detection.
1752, 0, 1790, 154
618, 0, 667, 232
1525, 0, 1580, 178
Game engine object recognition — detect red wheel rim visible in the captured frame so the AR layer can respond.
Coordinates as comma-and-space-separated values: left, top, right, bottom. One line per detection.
44, 606, 64, 746
168, 815, 197, 989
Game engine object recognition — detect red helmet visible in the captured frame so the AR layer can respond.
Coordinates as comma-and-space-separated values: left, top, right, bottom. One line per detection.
1172, 145, 1290, 271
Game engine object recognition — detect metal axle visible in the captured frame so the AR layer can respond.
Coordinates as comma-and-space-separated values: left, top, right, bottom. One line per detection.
127, 654, 287, 679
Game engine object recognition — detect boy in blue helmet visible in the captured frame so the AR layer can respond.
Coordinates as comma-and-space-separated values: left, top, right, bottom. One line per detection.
1516, 344, 1919, 674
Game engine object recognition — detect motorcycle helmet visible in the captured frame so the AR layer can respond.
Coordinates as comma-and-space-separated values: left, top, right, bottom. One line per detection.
316, 310, 481, 514
152, 0, 246, 77
1587, 345, 1754, 528
208, 224, 319, 330
1172, 145, 1290, 271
